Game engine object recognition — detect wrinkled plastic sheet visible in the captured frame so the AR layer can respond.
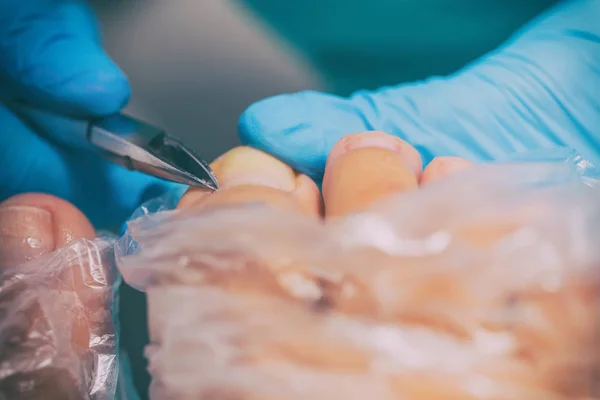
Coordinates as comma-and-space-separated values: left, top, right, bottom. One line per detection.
117, 155, 600, 400
3, 148, 599, 400
0, 236, 123, 400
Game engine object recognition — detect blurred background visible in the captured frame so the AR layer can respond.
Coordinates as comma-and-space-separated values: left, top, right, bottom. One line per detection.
89, 0, 555, 162
90, 0, 323, 162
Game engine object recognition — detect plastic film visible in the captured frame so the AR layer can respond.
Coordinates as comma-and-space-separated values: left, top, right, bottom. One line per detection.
0, 235, 123, 400
118, 158, 600, 399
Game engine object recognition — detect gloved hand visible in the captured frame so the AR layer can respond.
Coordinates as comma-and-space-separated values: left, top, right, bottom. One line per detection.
239, 0, 600, 182
0, 0, 182, 230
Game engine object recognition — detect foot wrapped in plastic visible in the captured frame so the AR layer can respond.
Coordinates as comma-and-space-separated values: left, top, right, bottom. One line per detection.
0, 194, 122, 400
119, 132, 600, 400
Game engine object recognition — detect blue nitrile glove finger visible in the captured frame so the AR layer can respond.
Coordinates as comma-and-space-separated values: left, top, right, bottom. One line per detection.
239, 0, 600, 182
0, 0, 185, 229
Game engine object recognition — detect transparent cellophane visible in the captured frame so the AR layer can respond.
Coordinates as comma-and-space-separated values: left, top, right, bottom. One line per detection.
118, 159, 600, 400
0, 236, 124, 400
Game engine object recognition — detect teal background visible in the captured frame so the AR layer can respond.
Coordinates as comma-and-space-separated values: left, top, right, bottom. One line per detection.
241, 0, 558, 95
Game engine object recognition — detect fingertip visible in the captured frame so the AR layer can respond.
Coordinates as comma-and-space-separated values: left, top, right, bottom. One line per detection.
238, 93, 313, 155
238, 91, 369, 181
1, 1, 131, 116
238, 93, 306, 140
32, 49, 132, 116
24, 52, 131, 117
58, 60, 131, 116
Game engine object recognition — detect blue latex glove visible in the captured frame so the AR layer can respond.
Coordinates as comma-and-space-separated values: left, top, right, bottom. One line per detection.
239, 0, 600, 182
0, 0, 182, 230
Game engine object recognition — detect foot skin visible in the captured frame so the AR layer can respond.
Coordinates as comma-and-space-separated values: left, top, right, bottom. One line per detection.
179, 132, 474, 220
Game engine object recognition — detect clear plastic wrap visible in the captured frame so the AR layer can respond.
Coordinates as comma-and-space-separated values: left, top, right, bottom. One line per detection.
0, 235, 123, 400
117, 157, 600, 400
